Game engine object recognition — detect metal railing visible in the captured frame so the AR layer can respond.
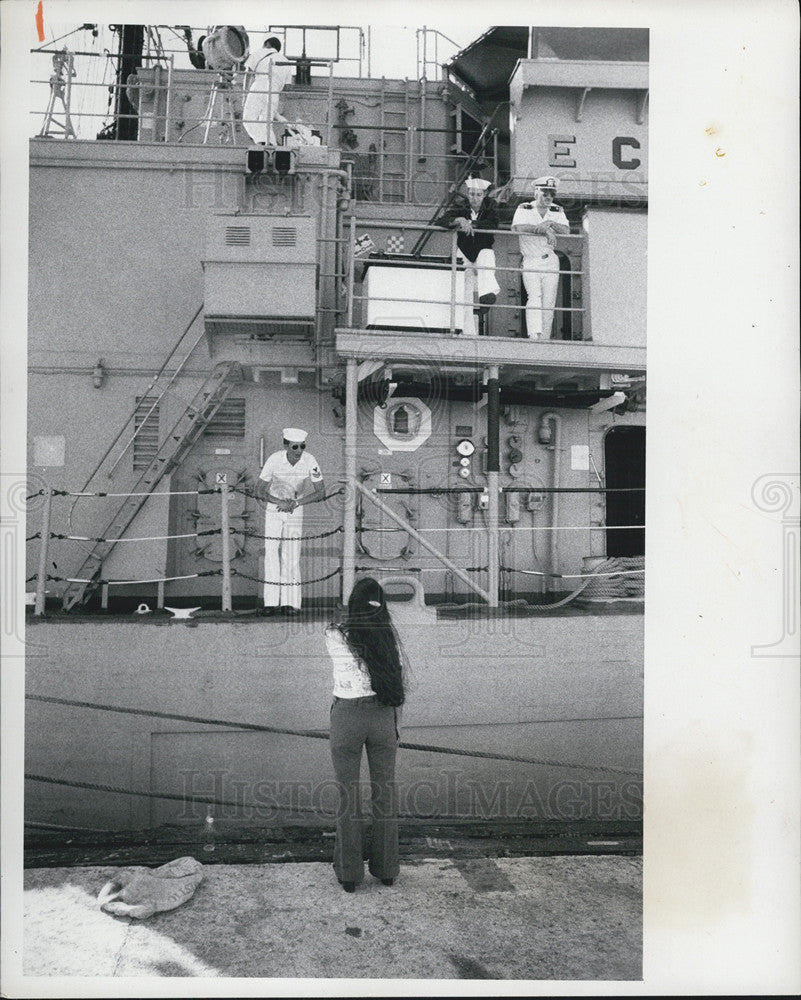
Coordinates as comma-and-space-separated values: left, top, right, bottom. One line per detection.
416, 27, 462, 81
267, 25, 367, 76
32, 57, 338, 145
343, 218, 587, 339
30, 41, 496, 204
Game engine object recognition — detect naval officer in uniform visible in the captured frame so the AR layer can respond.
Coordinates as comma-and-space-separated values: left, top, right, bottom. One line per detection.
511, 175, 570, 339
256, 428, 326, 615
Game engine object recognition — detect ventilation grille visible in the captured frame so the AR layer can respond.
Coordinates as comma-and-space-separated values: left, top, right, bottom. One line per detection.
224, 226, 251, 246
203, 397, 246, 438
272, 226, 297, 247
133, 397, 160, 471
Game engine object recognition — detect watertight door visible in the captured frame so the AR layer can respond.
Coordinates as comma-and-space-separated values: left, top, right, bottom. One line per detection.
604, 425, 645, 557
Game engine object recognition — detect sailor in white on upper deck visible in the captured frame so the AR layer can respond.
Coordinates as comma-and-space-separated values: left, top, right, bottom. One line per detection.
242, 37, 293, 145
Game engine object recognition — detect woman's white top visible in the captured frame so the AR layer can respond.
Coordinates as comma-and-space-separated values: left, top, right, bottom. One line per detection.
324, 625, 376, 698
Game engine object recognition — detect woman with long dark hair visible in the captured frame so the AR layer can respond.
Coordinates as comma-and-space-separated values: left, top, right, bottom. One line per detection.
324, 577, 406, 892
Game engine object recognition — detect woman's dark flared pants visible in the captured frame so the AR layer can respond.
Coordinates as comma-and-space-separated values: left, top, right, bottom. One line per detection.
329, 696, 399, 885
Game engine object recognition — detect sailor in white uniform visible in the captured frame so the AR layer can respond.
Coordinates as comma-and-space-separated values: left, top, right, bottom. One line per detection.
256, 428, 325, 614
511, 175, 570, 339
242, 37, 293, 146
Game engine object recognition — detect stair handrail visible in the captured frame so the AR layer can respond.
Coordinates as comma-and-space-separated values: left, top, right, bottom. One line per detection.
410, 104, 504, 257
62, 360, 240, 610
98, 304, 206, 481
152, 360, 240, 475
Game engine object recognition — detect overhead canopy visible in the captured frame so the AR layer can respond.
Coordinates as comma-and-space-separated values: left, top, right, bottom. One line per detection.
446, 26, 650, 100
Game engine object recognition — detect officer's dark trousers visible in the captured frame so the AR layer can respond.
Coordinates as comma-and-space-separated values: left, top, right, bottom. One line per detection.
329, 695, 399, 884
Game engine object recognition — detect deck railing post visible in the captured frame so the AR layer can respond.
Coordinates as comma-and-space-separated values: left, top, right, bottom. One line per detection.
34, 488, 53, 616
449, 229, 458, 334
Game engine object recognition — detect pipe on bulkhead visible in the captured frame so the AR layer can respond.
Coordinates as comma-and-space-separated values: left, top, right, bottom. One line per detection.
539, 411, 561, 584
342, 358, 359, 601
486, 366, 500, 607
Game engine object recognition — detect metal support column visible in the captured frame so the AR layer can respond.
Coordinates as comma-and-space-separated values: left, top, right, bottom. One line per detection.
220, 482, 232, 611
342, 358, 358, 602
319, 173, 329, 345
346, 217, 356, 327
486, 366, 500, 607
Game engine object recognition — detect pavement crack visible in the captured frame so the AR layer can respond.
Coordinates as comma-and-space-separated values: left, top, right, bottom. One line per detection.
111, 916, 132, 976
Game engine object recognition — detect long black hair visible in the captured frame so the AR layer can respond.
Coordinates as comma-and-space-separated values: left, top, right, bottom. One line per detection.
336, 577, 405, 707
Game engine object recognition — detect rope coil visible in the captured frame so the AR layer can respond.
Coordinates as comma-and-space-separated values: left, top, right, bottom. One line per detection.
503, 566, 645, 579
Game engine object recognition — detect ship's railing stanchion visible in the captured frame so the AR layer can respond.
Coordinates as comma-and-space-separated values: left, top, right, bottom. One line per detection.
220, 481, 232, 612
34, 488, 53, 616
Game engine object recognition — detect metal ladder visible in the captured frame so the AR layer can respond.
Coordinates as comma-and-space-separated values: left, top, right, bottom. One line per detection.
378, 77, 410, 203
61, 359, 243, 610
410, 111, 500, 256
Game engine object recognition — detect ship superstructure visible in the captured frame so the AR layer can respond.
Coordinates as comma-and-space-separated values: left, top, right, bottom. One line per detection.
28, 23, 647, 613
25, 24, 646, 833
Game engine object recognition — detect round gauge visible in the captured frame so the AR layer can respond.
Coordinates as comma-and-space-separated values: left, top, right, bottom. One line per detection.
458, 466, 471, 479
459, 456, 471, 467
456, 439, 475, 457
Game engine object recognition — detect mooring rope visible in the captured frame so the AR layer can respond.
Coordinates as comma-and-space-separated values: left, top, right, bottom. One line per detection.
26, 693, 642, 778
27, 773, 624, 824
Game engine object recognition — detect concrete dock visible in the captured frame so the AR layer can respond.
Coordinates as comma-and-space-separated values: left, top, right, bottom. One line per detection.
21, 854, 642, 981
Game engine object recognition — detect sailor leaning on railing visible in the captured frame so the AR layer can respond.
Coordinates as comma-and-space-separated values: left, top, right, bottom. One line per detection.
435, 176, 502, 337
511, 175, 570, 339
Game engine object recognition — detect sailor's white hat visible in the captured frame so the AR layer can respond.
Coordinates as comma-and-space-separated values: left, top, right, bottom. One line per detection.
533, 175, 559, 191
282, 427, 308, 443
464, 177, 491, 192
